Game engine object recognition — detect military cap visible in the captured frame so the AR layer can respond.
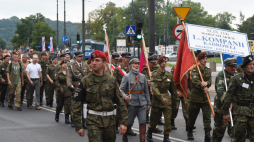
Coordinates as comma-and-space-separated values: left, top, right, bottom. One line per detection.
60, 53, 66, 57
60, 60, 67, 65
91, 50, 106, 59
112, 52, 120, 59
129, 57, 140, 65
74, 50, 83, 57
121, 52, 131, 58
148, 54, 158, 63
197, 52, 207, 60
157, 55, 167, 64
87, 58, 91, 64
224, 58, 237, 66
241, 55, 254, 68
51, 56, 58, 61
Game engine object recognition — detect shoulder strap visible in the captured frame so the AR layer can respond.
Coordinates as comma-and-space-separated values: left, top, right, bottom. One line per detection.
116, 66, 125, 76
19, 62, 22, 72
129, 73, 141, 92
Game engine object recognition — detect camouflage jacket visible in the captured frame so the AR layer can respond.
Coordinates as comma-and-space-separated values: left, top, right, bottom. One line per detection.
55, 70, 71, 97
0, 62, 9, 84
38, 60, 50, 82
21, 63, 28, 81
236, 64, 244, 73
190, 65, 212, 103
113, 63, 130, 85
151, 69, 179, 108
221, 72, 254, 117
46, 64, 56, 81
72, 72, 128, 131
214, 70, 233, 113
142, 65, 159, 95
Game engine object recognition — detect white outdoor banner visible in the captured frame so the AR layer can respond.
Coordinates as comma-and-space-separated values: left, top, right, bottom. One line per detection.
186, 24, 250, 57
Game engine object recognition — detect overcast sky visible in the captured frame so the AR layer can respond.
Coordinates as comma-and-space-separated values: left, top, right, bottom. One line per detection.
0, 0, 253, 28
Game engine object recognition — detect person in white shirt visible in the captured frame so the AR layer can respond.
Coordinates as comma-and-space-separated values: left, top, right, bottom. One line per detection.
26, 54, 42, 110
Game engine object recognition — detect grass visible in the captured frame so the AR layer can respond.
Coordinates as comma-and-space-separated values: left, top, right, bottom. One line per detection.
166, 63, 176, 67
207, 57, 221, 63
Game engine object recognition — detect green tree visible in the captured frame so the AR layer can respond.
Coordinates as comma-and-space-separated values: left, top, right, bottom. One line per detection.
0, 37, 6, 49
215, 12, 236, 30
30, 21, 56, 51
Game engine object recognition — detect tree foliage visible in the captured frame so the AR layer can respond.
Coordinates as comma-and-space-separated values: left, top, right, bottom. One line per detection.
0, 37, 6, 49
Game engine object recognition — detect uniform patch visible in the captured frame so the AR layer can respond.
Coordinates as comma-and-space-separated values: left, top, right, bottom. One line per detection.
193, 75, 197, 79
167, 79, 170, 82
193, 69, 196, 72
2, 68, 4, 70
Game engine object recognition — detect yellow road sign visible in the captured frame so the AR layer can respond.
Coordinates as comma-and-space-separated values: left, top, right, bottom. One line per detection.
173, 7, 191, 20
249, 40, 254, 51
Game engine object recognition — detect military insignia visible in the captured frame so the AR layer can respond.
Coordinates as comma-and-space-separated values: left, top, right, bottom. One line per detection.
92, 53, 96, 57
193, 75, 196, 79
193, 69, 196, 72
167, 79, 170, 82
249, 57, 252, 61
2, 68, 4, 70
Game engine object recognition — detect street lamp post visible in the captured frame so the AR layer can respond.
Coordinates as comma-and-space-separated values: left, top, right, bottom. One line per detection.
82, 0, 86, 56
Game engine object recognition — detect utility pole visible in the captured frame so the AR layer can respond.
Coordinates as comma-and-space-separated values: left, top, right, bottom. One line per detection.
132, 0, 135, 55
82, 0, 86, 55
64, 0, 66, 36
149, 0, 155, 53
177, 0, 179, 24
166, 0, 169, 47
57, 0, 59, 50
88, 17, 91, 39
113, 18, 115, 49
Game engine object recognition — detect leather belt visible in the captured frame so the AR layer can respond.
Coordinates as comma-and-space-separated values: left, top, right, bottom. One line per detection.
31, 78, 39, 81
73, 79, 81, 81
125, 90, 144, 94
88, 110, 114, 116
237, 102, 254, 107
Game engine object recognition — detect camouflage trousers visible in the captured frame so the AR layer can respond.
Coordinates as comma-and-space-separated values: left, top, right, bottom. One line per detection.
56, 93, 71, 115
232, 115, 254, 142
7, 84, 21, 108
148, 106, 172, 135
40, 81, 48, 101
211, 112, 235, 142
87, 125, 116, 142
172, 96, 189, 120
188, 101, 211, 130
47, 82, 55, 101
0, 84, 8, 101
21, 79, 29, 103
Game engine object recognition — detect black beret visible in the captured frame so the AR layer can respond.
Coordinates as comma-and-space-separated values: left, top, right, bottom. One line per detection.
241, 55, 254, 68
121, 52, 131, 58
60, 53, 66, 57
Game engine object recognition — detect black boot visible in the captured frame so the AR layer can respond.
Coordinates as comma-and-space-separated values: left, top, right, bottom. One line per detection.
163, 134, 171, 142
1, 100, 4, 107
158, 118, 164, 125
65, 114, 71, 124
171, 119, 177, 130
71, 117, 75, 127
146, 130, 153, 142
146, 114, 150, 124
40, 99, 43, 106
205, 130, 211, 142
115, 122, 119, 133
83, 118, 87, 129
55, 113, 59, 122
128, 128, 137, 136
187, 128, 194, 140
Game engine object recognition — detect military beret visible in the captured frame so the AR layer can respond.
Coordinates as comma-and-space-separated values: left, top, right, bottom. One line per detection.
148, 54, 158, 63
241, 55, 254, 68
197, 52, 207, 60
91, 50, 106, 59
74, 50, 83, 57
121, 52, 131, 58
129, 57, 140, 65
157, 55, 167, 64
87, 58, 91, 64
51, 56, 58, 61
112, 52, 120, 59
224, 58, 237, 66
60, 53, 66, 57
60, 60, 67, 65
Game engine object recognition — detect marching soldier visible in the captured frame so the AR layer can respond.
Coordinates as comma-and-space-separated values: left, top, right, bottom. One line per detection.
46, 56, 58, 107
54, 53, 66, 77
111, 52, 120, 67
187, 52, 212, 141
121, 57, 151, 142
211, 58, 237, 142
21, 54, 30, 106
38, 52, 50, 106
221, 55, 254, 142
146, 56, 179, 142
72, 50, 128, 141
0, 55, 11, 107
67, 50, 89, 127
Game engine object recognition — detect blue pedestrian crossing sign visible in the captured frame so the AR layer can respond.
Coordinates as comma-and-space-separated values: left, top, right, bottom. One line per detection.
126, 26, 136, 36
62, 36, 68, 42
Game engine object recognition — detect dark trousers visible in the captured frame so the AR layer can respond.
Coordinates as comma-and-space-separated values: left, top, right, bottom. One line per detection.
0, 84, 8, 101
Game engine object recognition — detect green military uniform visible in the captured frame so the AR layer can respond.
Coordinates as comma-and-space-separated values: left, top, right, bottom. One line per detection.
46, 64, 57, 106
188, 65, 212, 131
38, 60, 50, 104
236, 63, 244, 73
72, 72, 128, 141
0, 62, 9, 106
113, 63, 130, 85
20, 63, 30, 106
148, 68, 179, 135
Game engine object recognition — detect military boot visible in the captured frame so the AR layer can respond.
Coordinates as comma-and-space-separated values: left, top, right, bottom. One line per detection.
146, 114, 150, 124
146, 130, 153, 142
205, 130, 211, 142
71, 117, 75, 127
158, 118, 164, 125
122, 126, 131, 142
171, 119, 177, 130
139, 124, 146, 142
128, 128, 137, 136
1, 100, 4, 107
187, 128, 194, 140
65, 114, 71, 124
55, 113, 59, 122
46, 99, 49, 106
163, 134, 171, 142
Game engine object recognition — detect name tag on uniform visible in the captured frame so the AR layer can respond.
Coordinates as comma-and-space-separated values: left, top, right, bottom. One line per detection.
167, 79, 170, 82
242, 83, 249, 89
2, 68, 4, 70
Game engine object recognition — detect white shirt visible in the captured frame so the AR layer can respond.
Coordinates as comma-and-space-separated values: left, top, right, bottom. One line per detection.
26, 63, 42, 79
76, 61, 82, 67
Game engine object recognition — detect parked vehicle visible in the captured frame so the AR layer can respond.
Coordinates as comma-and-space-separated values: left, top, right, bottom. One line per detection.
165, 52, 177, 61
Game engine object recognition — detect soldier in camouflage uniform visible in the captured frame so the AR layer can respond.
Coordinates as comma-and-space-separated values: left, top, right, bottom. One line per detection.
0, 55, 11, 107
147, 56, 179, 142
211, 58, 237, 142
54, 54, 66, 77
55, 60, 71, 124
104, 52, 120, 75
187, 52, 212, 142
46, 56, 58, 107
87, 58, 92, 74
21, 54, 30, 107
221, 55, 254, 142
38, 52, 50, 106
72, 50, 128, 141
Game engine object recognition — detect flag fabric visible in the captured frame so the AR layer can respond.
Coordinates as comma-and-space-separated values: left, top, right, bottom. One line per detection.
42, 37, 45, 51
104, 31, 110, 63
139, 40, 146, 73
173, 31, 194, 99
50, 37, 53, 52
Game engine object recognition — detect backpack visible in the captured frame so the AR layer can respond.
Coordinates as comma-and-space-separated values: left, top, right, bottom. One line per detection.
9, 62, 22, 73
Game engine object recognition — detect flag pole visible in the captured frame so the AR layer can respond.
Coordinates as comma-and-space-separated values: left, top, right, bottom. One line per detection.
179, 15, 215, 117
105, 30, 113, 75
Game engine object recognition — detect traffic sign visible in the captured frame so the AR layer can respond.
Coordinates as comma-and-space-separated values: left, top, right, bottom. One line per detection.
126, 26, 136, 36
223, 54, 243, 66
62, 36, 68, 42
173, 7, 191, 20
249, 40, 254, 51
173, 23, 183, 40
